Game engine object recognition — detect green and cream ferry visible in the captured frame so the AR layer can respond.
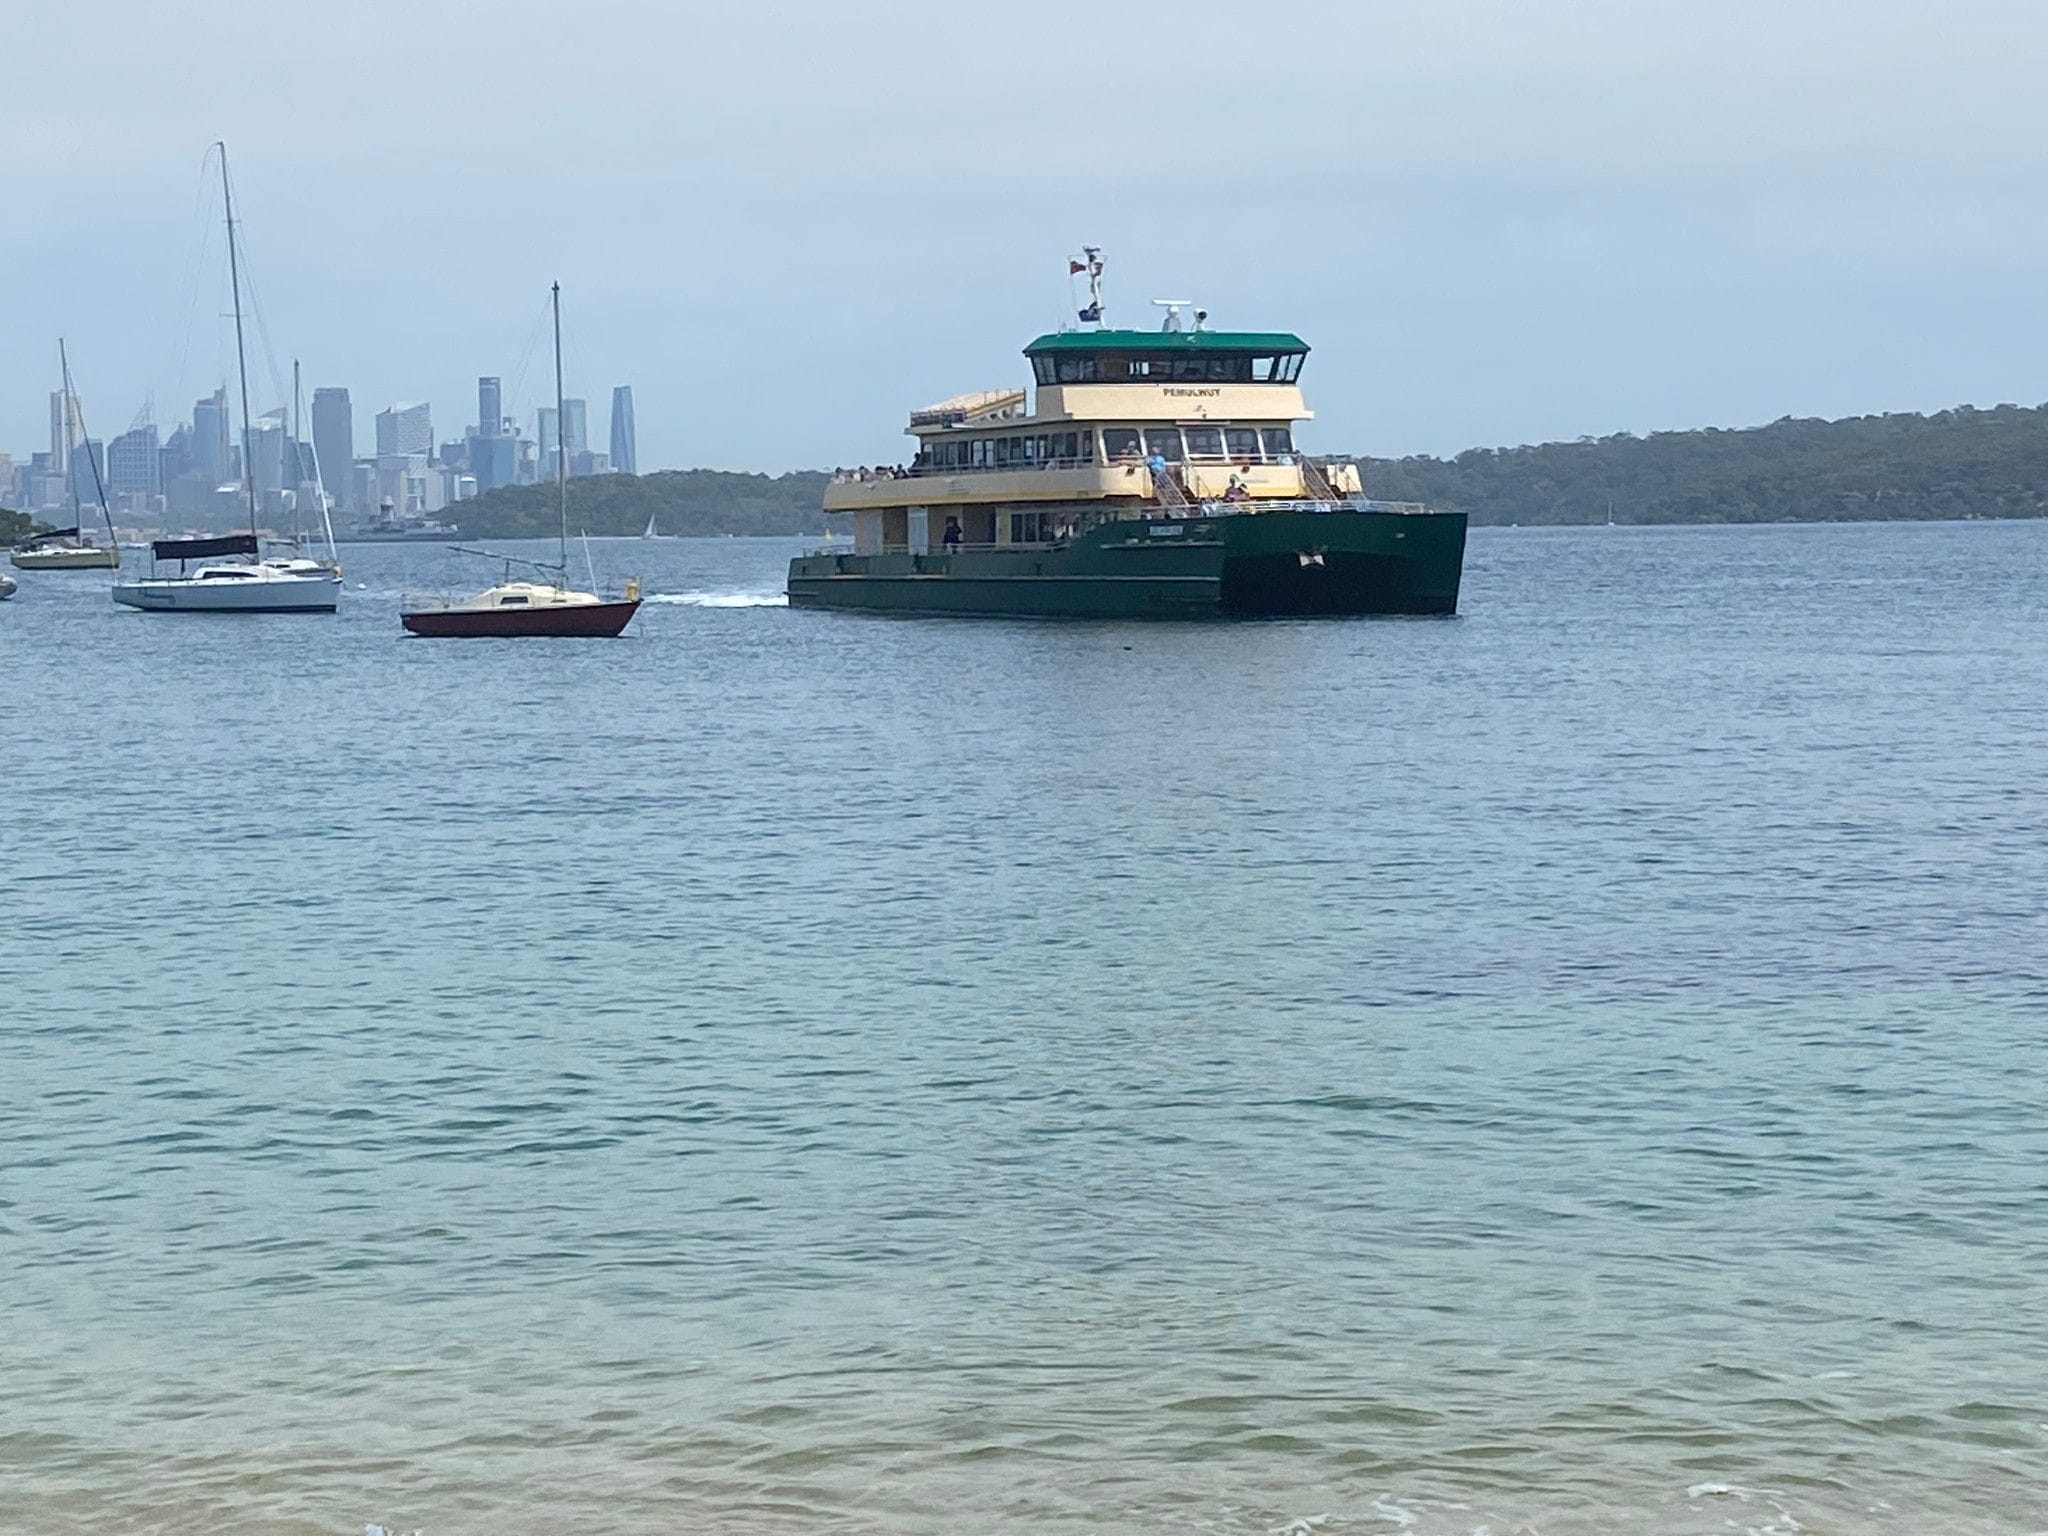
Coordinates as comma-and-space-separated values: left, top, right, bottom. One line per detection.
787, 253, 1466, 618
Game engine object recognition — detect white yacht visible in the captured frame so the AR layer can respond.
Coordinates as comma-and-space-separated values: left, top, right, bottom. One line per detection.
113, 143, 340, 615
115, 540, 340, 612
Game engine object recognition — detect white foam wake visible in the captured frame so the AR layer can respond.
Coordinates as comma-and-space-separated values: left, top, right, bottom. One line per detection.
645, 590, 787, 608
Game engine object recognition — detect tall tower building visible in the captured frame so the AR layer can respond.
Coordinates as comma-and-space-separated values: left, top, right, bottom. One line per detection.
478, 377, 502, 438
107, 423, 163, 498
609, 385, 637, 476
191, 388, 230, 482
49, 388, 84, 475
311, 387, 354, 507
248, 410, 289, 497
536, 406, 559, 465
375, 401, 433, 456
561, 398, 588, 458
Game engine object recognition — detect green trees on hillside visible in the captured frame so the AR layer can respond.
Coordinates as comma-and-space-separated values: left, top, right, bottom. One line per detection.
452, 469, 827, 539
1354, 403, 2048, 524
440, 401, 2048, 537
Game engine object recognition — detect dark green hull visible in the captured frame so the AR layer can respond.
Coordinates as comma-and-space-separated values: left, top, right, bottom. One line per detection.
787, 509, 1467, 618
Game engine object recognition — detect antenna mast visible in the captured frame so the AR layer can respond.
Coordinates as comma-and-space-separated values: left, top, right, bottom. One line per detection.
1076, 246, 1106, 327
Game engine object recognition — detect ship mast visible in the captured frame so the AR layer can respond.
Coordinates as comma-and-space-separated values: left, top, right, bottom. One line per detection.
218, 142, 258, 538
552, 280, 567, 577
59, 338, 116, 549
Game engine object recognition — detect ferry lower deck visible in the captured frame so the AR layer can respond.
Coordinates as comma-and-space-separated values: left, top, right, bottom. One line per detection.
787, 505, 1466, 618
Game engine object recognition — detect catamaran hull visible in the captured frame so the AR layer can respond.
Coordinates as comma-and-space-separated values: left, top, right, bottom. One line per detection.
786, 508, 1467, 618
12, 547, 120, 570
112, 576, 341, 612
400, 599, 642, 637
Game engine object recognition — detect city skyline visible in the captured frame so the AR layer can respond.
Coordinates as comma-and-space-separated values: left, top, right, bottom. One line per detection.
8, 5, 2047, 478
2, 364, 640, 525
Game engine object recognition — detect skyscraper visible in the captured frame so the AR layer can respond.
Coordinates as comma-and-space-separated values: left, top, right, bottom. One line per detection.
478, 377, 502, 438
192, 388, 229, 482
107, 423, 162, 498
609, 385, 637, 476
536, 406, 559, 465
249, 410, 289, 497
375, 401, 433, 456
49, 388, 84, 475
561, 397, 588, 458
67, 439, 105, 508
311, 387, 353, 507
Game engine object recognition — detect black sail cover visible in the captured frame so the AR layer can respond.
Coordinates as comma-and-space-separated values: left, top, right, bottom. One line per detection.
152, 534, 259, 561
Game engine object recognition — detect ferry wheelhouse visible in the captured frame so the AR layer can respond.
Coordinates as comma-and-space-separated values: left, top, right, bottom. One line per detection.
787, 255, 1466, 618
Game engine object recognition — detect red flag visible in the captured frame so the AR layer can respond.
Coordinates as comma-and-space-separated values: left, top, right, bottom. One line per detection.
1069, 260, 1088, 275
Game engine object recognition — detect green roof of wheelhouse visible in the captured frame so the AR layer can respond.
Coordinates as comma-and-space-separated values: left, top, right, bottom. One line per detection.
1023, 330, 1309, 356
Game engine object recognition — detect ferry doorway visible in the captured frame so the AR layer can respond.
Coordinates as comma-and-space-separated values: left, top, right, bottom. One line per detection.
907, 507, 929, 554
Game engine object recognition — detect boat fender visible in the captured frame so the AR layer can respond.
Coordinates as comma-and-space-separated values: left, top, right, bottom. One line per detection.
625, 578, 642, 602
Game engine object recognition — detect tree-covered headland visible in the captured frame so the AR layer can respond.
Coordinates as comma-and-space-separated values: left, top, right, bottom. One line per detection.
441, 401, 2048, 538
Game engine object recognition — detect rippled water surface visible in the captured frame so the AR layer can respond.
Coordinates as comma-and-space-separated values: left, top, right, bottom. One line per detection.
4, 524, 2046, 1536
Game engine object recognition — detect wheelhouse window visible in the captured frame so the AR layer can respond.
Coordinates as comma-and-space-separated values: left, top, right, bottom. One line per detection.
1261, 427, 1294, 458
1103, 428, 1143, 460
500, 594, 529, 605
1032, 357, 1057, 385
1184, 426, 1225, 459
1142, 428, 1185, 462
1224, 427, 1262, 460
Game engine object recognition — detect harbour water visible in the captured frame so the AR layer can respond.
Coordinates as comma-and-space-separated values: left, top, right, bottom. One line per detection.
3, 522, 2045, 1536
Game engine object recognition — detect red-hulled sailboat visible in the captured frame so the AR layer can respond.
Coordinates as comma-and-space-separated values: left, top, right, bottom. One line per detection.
401, 282, 642, 639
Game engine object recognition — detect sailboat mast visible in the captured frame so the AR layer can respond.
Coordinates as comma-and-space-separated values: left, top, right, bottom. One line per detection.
59, 338, 116, 549
218, 142, 258, 538
552, 280, 567, 575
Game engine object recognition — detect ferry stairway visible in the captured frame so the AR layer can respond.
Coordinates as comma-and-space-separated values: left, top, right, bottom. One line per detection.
1298, 457, 1346, 505
1152, 465, 1194, 512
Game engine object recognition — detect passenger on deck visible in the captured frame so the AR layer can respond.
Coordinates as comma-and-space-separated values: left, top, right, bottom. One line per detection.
942, 515, 963, 550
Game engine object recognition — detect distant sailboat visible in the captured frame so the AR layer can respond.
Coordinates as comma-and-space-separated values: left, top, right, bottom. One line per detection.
12, 341, 121, 571
400, 282, 642, 638
112, 142, 341, 614
642, 510, 658, 539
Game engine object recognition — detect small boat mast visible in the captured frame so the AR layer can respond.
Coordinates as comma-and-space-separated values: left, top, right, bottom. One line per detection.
217, 141, 259, 539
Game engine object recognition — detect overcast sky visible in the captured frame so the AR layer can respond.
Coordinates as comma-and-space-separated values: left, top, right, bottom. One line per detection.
7, 1, 2048, 473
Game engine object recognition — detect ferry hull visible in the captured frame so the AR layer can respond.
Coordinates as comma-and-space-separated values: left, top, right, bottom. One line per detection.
787, 509, 1466, 619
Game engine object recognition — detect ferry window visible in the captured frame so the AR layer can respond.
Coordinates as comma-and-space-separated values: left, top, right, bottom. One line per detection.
1184, 426, 1225, 459
972, 439, 991, 468
1252, 356, 1276, 382
1225, 427, 1262, 460
1062, 432, 1081, 460
1033, 357, 1057, 385
1261, 427, 1294, 457
1101, 356, 1132, 381
1143, 428, 1185, 462
995, 438, 1011, 467
1103, 428, 1142, 460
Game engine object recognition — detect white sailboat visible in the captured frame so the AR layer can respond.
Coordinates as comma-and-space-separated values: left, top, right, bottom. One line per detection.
113, 142, 340, 615
12, 341, 122, 571
642, 510, 658, 538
